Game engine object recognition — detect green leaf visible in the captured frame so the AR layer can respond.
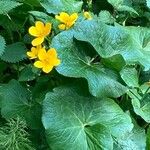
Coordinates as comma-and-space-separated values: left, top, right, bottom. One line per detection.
42, 86, 133, 150
128, 85, 150, 123
19, 65, 40, 82
107, 0, 138, 14
132, 95, 150, 123
98, 10, 115, 24
85, 124, 113, 150
52, 30, 127, 98
29, 11, 54, 22
74, 20, 150, 71
40, 0, 83, 14
74, 20, 130, 58
114, 118, 146, 150
102, 54, 126, 72
140, 69, 150, 84
0, 42, 27, 63
0, 0, 22, 15
117, 26, 150, 71
0, 35, 6, 56
0, 118, 35, 150
21, 0, 40, 6
0, 80, 42, 129
147, 0, 150, 8
147, 126, 150, 150
0, 80, 31, 118
120, 66, 139, 88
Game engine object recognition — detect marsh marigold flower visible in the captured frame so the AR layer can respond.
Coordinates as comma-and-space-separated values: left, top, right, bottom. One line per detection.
27, 45, 44, 59
55, 12, 78, 30
34, 48, 60, 73
29, 21, 52, 46
84, 11, 92, 20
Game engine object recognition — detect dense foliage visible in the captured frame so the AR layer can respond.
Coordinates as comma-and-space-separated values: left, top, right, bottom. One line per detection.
0, 0, 150, 149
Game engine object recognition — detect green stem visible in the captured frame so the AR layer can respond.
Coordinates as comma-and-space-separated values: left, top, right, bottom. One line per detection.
129, 90, 141, 101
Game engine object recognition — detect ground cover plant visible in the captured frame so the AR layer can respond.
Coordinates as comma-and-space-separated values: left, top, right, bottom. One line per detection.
0, 0, 150, 149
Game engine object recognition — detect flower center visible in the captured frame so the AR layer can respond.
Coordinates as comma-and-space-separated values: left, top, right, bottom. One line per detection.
43, 57, 50, 66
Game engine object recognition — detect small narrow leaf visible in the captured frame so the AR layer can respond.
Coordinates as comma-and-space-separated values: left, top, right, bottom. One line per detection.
0, 35, 6, 56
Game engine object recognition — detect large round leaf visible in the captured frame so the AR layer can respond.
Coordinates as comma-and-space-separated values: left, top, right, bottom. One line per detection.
74, 20, 150, 71
40, 0, 83, 14
42, 86, 133, 150
74, 20, 130, 58
51, 30, 127, 98
120, 26, 150, 71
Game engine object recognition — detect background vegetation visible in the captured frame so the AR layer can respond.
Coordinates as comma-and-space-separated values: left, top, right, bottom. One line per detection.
0, 0, 150, 149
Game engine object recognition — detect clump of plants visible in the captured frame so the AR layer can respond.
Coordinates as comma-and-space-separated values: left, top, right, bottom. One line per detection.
0, 0, 150, 149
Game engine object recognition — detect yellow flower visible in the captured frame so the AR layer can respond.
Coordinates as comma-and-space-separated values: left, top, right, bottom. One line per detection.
55, 12, 78, 30
84, 11, 92, 20
34, 48, 60, 73
29, 21, 52, 46
27, 45, 44, 59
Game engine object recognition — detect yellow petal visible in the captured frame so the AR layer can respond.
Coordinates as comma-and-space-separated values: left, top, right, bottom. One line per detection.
32, 37, 44, 46
27, 51, 34, 59
34, 61, 43, 68
84, 12, 92, 20
44, 23, 52, 35
70, 13, 78, 22
29, 26, 39, 37
66, 22, 74, 29
35, 21, 44, 31
58, 24, 66, 30
42, 66, 53, 73
31, 47, 36, 52
32, 47, 38, 56
38, 48, 47, 60
65, 13, 78, 29
54, 58, 61, 66
56, 12, 69, 23
47, 48, 57, 57
49, 56, 61, 66
36, 45, 42, 49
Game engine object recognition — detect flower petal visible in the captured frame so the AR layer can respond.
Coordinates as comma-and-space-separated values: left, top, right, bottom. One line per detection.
29, 26, 39, 37
54, 58, 61, 66
66, 22, 74, 29
43, 66, 53, 73
32, 37, 44, 46
44, 23, 52, 35
35, 21, 44, 31
27, 51, 34, 59
34, 61, 43, 68
31, 47, 36, 52
47, 48, 57, 57
84, 12, 92, 20
56, 12, 69, 23
58, 24, 66, 30
38, 48, 47, 60
36, 45, 42, 49
70, 13, 78, 22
